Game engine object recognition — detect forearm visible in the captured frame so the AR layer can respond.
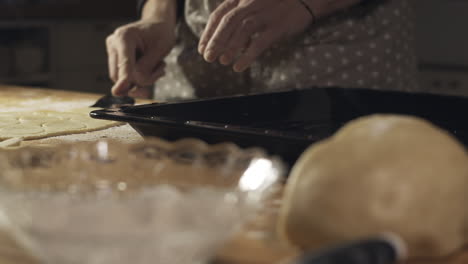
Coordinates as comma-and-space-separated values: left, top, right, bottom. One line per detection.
303, 0, 362, 19
140, 0, 177, 26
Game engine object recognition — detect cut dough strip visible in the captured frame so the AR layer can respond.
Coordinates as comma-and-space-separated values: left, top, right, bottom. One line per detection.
0, 137, 23, 148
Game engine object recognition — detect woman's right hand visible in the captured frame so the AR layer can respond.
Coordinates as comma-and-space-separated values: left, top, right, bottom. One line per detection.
106, 20, 176, 97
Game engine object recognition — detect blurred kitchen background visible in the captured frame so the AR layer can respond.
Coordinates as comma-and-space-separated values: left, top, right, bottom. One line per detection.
0, 0, 466, 95
0, 0, 135, 94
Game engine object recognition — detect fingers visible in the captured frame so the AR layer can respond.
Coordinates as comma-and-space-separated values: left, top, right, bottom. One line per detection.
133, 44, 168, 87
129, 66, 166, 98
233, 29, 280, 72
203, 7, 252, 63
136, 47, 168, 78
114, 29, 137, 79
113, 62, 166, 97
135, 60, 167, 86
199, 0, 312, 73
108, 27, 139, 96
198, 0, 239, 56
106, 36, 118, 82
150, 62, 166, 81
219, 17, 263, 65
111, 77, 133, 96
108, 26, 169, 96
128, 86, 153, 99
111, 58, 135, 97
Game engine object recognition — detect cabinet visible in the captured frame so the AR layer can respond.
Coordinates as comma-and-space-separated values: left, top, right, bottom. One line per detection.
0, 22, 50, 86
412, 0, 468, 95
0, 20, 130, 94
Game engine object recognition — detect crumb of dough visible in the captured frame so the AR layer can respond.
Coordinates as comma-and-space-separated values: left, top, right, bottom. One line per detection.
0, 137, 23, 148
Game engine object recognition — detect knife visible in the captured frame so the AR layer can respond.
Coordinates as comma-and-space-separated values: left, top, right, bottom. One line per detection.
90, 94, 135, 108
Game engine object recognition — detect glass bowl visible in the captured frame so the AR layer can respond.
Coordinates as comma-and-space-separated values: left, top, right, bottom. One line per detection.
0, 138, 284, 264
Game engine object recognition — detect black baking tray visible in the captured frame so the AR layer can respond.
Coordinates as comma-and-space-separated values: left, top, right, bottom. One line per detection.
90, 88, 468, 166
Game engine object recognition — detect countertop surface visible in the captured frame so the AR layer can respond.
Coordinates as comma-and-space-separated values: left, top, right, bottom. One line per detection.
0, 85, 146, 146
0, 85, 296, 264
2, 85, 468, 264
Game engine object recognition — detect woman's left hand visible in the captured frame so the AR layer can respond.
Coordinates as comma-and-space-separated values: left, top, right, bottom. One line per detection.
198, 0, 314, 72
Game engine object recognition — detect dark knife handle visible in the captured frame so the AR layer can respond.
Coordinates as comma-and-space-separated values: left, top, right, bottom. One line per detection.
296, 235, 406, 264
90, 94, 135, 108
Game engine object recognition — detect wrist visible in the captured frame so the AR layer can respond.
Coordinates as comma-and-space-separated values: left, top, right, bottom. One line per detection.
141, 0, 177, 27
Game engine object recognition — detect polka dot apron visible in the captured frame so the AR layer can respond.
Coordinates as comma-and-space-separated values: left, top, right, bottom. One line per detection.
154, 0, 419, 100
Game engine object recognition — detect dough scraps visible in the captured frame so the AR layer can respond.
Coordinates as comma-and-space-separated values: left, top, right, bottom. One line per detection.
0, 108, 122, 140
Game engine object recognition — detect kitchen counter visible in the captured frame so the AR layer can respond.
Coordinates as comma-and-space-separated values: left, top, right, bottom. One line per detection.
2, 85, 468, 264
0, 85, 296, 264
0, 85, 145, 147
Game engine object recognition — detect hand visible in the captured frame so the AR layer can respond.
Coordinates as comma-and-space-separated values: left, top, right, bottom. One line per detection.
198, 0, 313, 72
106, 20, 176, 97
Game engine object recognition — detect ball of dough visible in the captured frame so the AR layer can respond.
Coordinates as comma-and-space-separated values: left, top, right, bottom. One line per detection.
278, 114, 468, 258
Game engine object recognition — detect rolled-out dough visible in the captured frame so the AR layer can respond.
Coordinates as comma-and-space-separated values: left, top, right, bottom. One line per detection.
0, 108, 122, 140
